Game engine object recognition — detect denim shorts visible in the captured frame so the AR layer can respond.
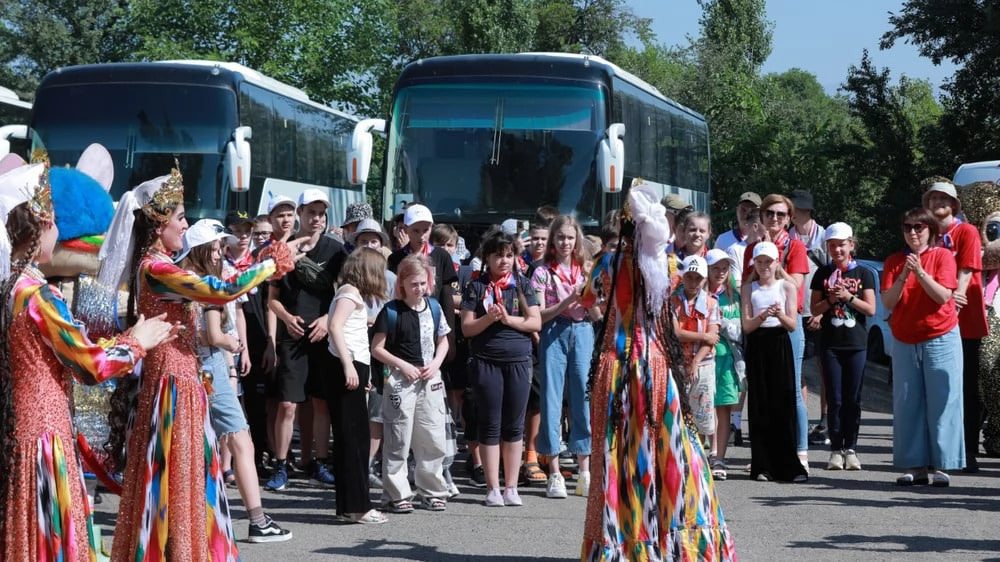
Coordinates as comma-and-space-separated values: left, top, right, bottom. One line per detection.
202, 349, 249, 437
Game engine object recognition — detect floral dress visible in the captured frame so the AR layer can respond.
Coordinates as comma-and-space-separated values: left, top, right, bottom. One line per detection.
111, 252, 279, 562
580, 249, 737, 561
3, 267, 145, 562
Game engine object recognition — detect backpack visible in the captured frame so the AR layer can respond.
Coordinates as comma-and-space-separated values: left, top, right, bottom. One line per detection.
383, 296, 443, 349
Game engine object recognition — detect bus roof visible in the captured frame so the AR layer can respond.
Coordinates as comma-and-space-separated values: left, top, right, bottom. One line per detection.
0, 86, 31, 109
39, 60, 359, 123
399, 52, 705, 122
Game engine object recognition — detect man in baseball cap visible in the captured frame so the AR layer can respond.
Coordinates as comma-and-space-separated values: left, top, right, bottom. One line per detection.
924, 178, 985, 472
714, 191, 763, 286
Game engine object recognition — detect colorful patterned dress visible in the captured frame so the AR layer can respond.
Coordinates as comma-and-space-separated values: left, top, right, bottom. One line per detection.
111, 253, 276, 562
3, 267, 145, 562
580, 248, 737, 561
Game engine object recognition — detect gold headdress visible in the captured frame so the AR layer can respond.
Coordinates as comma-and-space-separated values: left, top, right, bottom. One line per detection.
140, 165, 184, 222
26, 148, 54, 225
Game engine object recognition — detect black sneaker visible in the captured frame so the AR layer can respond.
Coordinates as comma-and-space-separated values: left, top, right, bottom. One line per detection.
248, 515, 292, 543
731, 424, 743, 447
471, 465, 487, 487
808, 424, 830, 446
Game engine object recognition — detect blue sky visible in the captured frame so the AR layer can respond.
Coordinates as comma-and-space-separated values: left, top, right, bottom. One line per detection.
629, 0, 958, 94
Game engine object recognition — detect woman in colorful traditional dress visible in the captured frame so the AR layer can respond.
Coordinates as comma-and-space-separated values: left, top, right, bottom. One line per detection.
580, 181, 736, 561
98, 167, 293, 561
0, 162, 174, 561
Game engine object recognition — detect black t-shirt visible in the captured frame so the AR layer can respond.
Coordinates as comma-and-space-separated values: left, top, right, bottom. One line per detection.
810, 263, 876, 351
461, 272, 538, 363
373, 297, 448, 367
388, 245, 459, 329
272, 235, 345, 329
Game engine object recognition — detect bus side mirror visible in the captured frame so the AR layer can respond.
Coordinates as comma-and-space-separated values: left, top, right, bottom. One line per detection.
597, 123, 625, 193
0, 124, 29, 158
226, 126, 252, 192
347, 118, 385, 185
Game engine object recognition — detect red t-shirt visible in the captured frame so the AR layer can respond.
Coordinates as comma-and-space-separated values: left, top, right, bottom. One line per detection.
939, 220, 988, 339
744, 238, 809, 312
883, 247, 959, 344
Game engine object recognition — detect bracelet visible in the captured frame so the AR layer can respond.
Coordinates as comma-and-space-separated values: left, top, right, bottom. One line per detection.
848, 295, 856, 305
917, 271, 926, 279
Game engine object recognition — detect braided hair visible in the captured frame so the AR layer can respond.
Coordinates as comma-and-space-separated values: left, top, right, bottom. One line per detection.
0, 204, 43, 534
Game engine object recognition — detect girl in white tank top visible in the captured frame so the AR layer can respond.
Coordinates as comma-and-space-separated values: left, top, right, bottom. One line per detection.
751, 280, 786, 328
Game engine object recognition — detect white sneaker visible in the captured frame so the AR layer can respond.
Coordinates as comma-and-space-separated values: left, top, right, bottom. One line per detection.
844, 450, 862, 471
827, 450, 844, 470
546, 473, 567, 498
575, 471, 591, 497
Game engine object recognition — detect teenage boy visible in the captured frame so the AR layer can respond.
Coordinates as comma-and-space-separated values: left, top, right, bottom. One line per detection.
266, 189, 345, 491
924, 180, 987, 472
387, 203, 459, 325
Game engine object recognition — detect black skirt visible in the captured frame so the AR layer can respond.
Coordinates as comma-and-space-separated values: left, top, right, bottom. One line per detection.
746, 326, 808, 482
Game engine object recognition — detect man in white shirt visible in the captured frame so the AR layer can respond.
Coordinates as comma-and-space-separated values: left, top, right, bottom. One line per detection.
714, 191, 762, 286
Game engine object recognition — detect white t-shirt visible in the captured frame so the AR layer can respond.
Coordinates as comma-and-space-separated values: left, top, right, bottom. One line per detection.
715, 228, 748, 287
328, 287, 372, 365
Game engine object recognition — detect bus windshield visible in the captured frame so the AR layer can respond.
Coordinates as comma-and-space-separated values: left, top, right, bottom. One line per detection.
386, 83, 606, 224
32, 83, 237, 219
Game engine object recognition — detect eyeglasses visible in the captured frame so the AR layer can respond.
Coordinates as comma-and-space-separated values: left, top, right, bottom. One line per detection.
252, 231, 273, 237
763, 209, 788, 219
902, 223, 928, 233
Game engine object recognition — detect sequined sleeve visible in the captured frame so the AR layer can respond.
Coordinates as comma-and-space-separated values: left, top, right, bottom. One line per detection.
14, 278, 146, 385
141, 257, 276, 306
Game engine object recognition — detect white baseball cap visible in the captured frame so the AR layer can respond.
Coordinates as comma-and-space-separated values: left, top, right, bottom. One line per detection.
267, 194, 296, 214
298, 188, 330, 209
500, 218, 519, 236
753, 241, 779, 261
705, 248, 734, 267
681, 255, 708, 278
824, 222, 854, 241
403, 203, 433, 226
175, 219, 233, 263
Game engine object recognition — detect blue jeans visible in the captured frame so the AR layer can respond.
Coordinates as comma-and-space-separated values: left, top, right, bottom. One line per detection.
891, 326, 965, 470
537, 317, 593, 456
791, 318, 807, 453
821, 348, 867, 450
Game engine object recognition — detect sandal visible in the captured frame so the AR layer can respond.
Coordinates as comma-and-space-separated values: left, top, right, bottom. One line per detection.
711, 461, 728, 481
385, 499, 414, 513
523, 462, 547, 484
419, 496, 447, 511
344, 509, 388, 524
895, 472, 930, 486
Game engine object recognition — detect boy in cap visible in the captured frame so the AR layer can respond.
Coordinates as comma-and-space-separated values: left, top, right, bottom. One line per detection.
341, 201, 373, 250
671, 255, 722, 445
924, 179, 987, 472
267, 194, 297, 243
266, 188, 345, 490
388, 203, 459, 328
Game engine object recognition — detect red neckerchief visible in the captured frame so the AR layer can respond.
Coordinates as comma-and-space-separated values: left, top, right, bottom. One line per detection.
516, 255, 528, 275
772, 229, 791, 260
731, 227, 745, 243
226, 248, 254, 272
484, 271, 513, 308
549, 259, 581, 287
404, 242, 433, 256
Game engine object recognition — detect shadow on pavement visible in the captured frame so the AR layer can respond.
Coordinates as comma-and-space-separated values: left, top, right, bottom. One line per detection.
787, 533, 1000, 555
315, 539, 577, 562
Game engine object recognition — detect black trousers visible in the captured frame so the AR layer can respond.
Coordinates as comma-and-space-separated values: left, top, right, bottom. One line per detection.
327, 359, 372, 515
963, 337, 983, 459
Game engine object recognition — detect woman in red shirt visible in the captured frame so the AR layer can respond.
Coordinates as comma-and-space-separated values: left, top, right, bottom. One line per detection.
882, 208, 964, 487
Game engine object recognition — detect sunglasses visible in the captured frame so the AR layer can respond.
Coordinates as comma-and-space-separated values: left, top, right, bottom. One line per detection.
902, 223, 928, 234
763, 209, 788, 219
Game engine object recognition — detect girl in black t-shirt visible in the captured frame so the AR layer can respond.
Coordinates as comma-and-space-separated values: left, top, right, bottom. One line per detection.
809, 223, 876, 472
461, 232, 541, 507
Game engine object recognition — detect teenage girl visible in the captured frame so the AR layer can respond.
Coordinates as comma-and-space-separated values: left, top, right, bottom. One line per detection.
327, 247, 390, 524
531, 215, 594, 498
461, 231, 541, 506
371, 254, 451, 513
741, 241, 808, 483
178, 220, 291, 542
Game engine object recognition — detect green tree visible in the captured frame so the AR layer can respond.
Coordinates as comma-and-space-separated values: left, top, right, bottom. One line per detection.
882, 0, 1000, 168
0, 0, 133, 97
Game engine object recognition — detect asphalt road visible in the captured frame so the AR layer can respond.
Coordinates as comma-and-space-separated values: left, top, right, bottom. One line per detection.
91, 359, 1000, 561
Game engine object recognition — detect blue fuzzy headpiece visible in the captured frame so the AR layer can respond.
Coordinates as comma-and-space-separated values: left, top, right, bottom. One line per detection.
49, 166, 114, 242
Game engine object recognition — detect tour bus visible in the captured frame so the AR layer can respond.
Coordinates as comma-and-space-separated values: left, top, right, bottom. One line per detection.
0, 85, 31, 159
27, 60, 379, 223
380, 52, 710, 243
